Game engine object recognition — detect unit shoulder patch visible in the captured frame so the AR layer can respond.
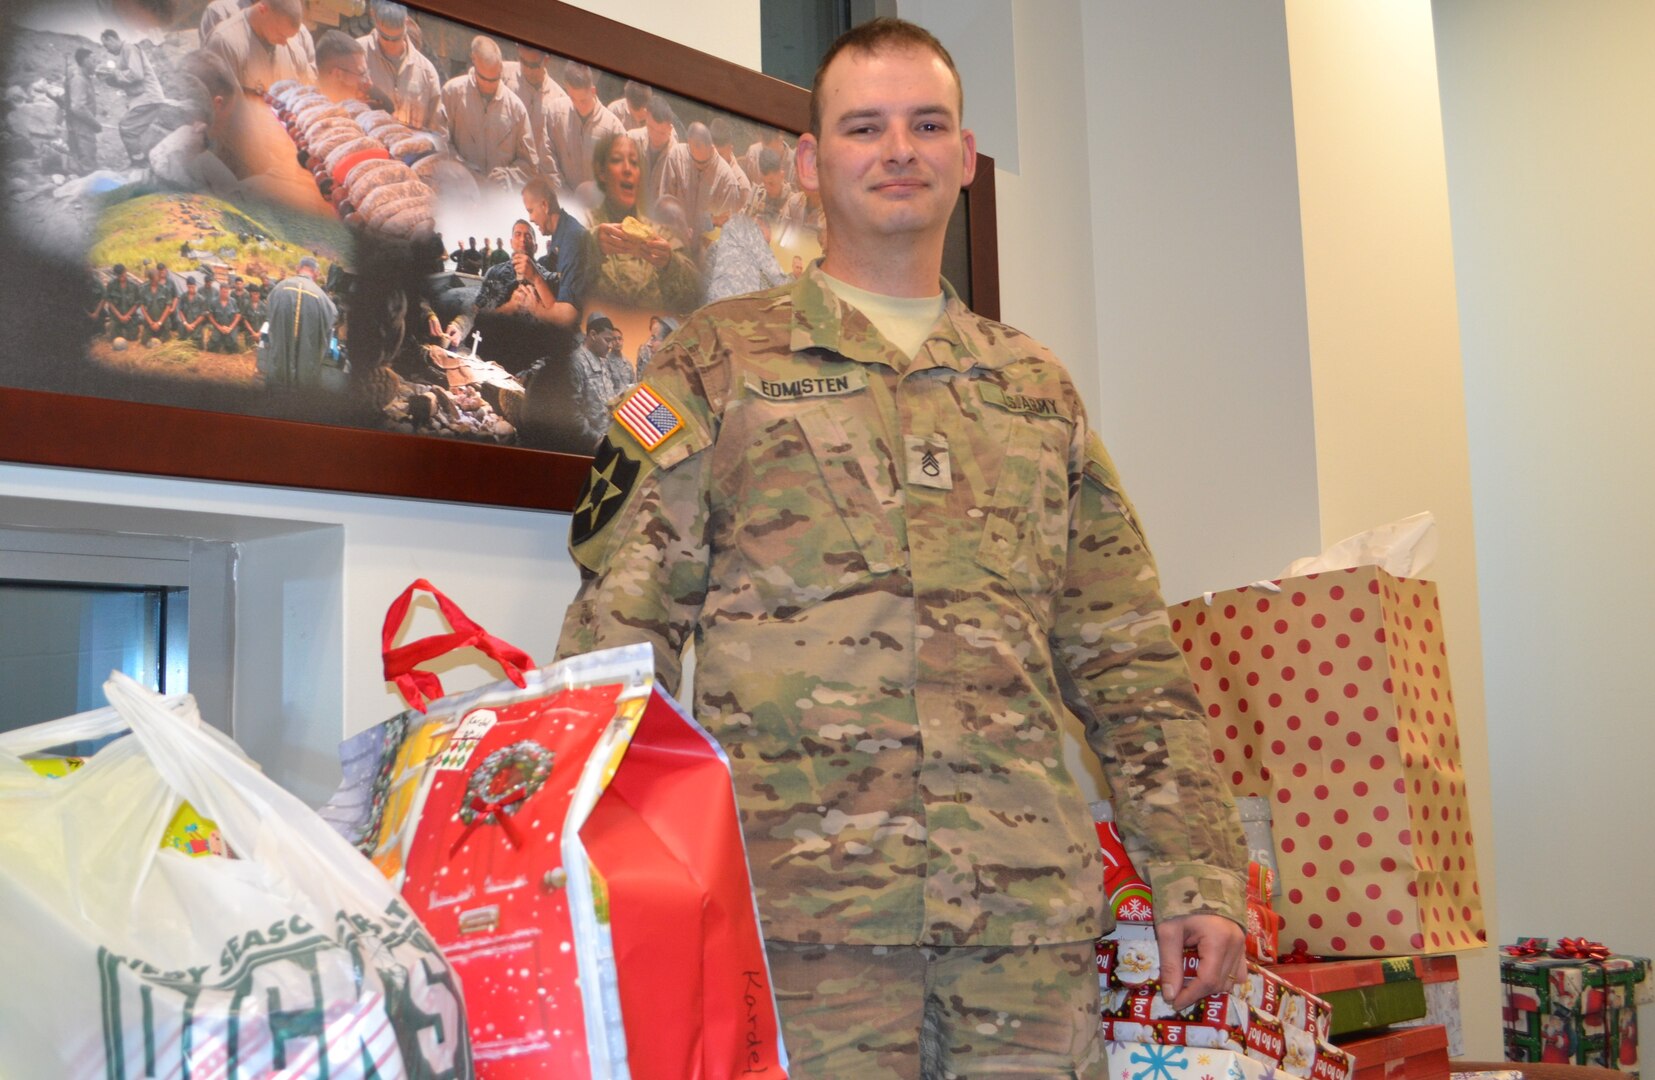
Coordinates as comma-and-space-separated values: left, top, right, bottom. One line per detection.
571, 436, 642, 553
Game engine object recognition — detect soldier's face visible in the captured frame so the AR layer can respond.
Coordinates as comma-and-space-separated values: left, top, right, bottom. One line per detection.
511, 222, 534, 254
762, 170, 784, 198
321, 55, 369, 101
522, 191, 551, 232
255, 9, 302, 47
797, 46, 974, 252
600, 138, 641, 210
519, 49, 546, 83
102, 36, 120, 55
568, 84, 597, 115
646, 116, 672, 149
473, 57, 503, 98
373, 19, 407, 59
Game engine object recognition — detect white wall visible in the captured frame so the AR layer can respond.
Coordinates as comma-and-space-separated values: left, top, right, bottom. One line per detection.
0, 465, 576, 802
1283, 0, 1498, 1055
563, 0, 760, 70
1433, 0, 1655, 1028
1081, 1, 1321, 604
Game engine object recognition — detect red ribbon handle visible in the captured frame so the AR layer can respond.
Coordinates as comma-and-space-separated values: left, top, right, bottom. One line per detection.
381, 579, 535, 712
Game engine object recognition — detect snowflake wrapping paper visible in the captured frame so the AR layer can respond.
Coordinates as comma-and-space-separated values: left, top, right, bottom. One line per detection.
1106, 1041, 1353, 1080
1107, 1043, 1271, 1080
1170, 568, 1486, 956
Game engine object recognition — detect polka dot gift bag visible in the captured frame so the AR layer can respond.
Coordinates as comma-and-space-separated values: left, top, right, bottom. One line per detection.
1168, 567, 1485, 957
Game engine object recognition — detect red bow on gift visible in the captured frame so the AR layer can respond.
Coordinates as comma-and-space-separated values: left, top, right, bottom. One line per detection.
1502, 937, 1548, 957
1277, 943, 1321, 965
449, 790, 528, 857
1552, 937, 1611, 960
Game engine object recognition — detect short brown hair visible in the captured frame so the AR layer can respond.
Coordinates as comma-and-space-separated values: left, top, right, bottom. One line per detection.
808, 17, 962, 136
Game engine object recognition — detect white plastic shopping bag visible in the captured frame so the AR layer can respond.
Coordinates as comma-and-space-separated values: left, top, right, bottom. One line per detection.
0, 673, 473, 1079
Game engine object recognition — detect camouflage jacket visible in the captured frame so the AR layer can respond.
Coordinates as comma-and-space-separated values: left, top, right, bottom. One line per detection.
556, 265, 1246, 946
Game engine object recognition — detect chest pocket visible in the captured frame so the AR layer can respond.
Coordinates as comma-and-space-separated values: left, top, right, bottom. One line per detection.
721, 391, 903, 615
974, 415, 1072, 620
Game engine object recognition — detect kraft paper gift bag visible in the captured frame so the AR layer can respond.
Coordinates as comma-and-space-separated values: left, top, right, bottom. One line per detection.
1169, 566, 1484, 956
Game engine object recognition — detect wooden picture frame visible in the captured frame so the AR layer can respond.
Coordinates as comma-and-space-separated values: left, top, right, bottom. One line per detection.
0, 0, 998, 513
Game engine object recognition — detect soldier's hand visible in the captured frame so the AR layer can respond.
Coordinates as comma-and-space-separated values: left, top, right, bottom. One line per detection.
641, 236, 672, 269
1155, 913, 1245, 1012
511, 252, 533, 280
594, 222, 630, 258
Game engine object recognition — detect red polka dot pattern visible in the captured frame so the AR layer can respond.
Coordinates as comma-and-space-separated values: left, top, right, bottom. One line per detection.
1170, 567, 1483, 955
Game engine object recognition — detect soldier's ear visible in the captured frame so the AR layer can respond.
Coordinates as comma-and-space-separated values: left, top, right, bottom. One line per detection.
796, 133, 820, 194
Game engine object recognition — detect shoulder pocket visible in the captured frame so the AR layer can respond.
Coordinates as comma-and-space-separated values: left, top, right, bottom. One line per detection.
1082, 430, 1148, 550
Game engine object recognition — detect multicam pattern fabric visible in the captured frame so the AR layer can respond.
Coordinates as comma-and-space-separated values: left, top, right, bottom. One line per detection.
765, 939, 1105, 1079
556, 264, 1247, 946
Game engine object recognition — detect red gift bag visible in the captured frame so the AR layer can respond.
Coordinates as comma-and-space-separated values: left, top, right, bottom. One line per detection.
381, 582, 786, 1078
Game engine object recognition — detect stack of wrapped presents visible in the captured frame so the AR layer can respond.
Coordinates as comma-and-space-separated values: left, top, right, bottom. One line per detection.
1098, 561, 1504, 1080
1095, 803, 1354, 1080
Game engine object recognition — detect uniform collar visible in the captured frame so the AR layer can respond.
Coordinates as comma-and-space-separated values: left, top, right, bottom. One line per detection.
788, 261, 1007, 373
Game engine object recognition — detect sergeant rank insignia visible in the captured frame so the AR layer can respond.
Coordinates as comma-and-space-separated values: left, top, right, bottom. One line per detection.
614, 382, 683, 450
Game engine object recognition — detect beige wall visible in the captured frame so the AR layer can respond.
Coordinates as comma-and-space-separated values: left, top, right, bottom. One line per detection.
1078, 0, 1322, 605
1433, 0, 1655, 1037
1284, 0, 1498, 1055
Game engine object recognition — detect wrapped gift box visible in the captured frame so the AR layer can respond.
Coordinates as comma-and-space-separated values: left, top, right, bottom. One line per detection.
1171, 569, 1486, 956
1396, 977, 1464, 1057
1337, 1023, 1450, 1080
1269, 955, 1460, 995
1501, 948, 1646, 1074
1237, 796, 1279, 875
1108, 1045, 1272, 1080
1249, 860, 1285, 963
1106, 1042, 1354, 1080
1271, 954, 1459, 1047
1322, 979, 1428, 1037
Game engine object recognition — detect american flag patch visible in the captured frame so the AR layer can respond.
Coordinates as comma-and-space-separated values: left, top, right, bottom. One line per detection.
614, 383, 683, 450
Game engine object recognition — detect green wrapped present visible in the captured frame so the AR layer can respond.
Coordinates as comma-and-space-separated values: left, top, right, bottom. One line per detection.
1500, 938, 1646, 1075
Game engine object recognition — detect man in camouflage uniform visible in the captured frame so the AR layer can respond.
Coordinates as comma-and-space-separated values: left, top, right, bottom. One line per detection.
100, 264, 141, 340
172, 277, 210, 347
63, 48, 102, 176
137, 267, 176, 345
556, 18, 1246, 1079
204, 282, 243, 353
